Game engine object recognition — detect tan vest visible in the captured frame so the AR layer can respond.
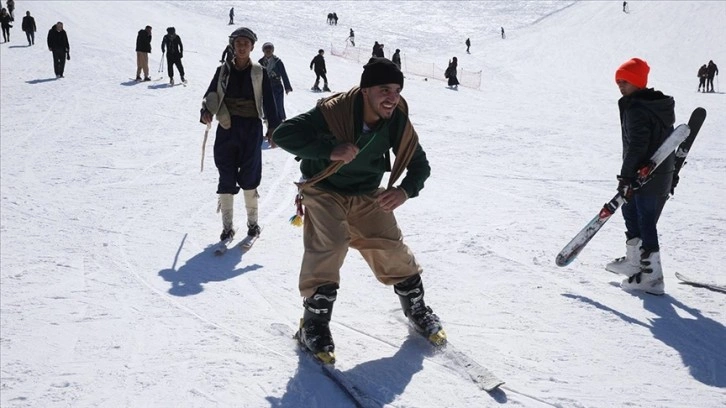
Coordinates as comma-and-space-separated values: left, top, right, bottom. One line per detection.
202, 61, 264, 129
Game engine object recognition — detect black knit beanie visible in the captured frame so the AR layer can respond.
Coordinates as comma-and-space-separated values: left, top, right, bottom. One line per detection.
360, 57, 404, 89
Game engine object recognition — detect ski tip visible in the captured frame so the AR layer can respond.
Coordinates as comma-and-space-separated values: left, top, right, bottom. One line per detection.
314, 351, 336, 365
555, 255, 570, 267
428, 330, 448, 347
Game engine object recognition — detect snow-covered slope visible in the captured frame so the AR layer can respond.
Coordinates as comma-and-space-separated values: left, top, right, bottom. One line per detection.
1, 1, 724, 407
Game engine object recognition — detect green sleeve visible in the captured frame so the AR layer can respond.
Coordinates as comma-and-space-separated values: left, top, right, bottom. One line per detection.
272, 107, 335, 160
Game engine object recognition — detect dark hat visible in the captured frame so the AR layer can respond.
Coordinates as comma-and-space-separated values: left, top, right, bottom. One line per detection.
166, 27, 175, 34
229, 27, 257, 45
360, 57, 404, 89
262, 42, 274, 50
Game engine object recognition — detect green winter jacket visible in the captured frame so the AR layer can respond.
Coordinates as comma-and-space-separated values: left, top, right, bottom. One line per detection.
273, 90, 430, 197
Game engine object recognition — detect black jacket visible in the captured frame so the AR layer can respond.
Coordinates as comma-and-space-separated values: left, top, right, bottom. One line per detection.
707, 62, 719, 78
618, 88, 675, 195
161, 34, 183, 57
21, 15, 35, 32
136, 29, 152, 53
310, 54, 326, 74
47, 26, 70, 52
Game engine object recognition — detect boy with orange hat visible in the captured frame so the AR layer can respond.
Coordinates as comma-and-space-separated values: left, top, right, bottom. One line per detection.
607, 57, 675, 295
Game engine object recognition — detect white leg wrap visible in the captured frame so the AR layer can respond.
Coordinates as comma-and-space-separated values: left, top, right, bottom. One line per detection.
243, 189, 259, 226
218, 194, 234, 231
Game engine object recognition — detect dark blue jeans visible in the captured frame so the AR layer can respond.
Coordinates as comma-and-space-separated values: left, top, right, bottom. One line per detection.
621, 193, 668, 253
271, 82, 286, 120
213, 116, 263, 194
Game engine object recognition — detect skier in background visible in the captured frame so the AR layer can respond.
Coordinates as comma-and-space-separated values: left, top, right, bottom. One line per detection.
705, 60, 718, 93
347, 28, 355, 46
273, 57, 443, 363
21, 10, 35, 46
309, 48, 329, 92
229, 7, 234, 25
465, 37, 471, 54
161, 27, 185, 85
606, 57, 675, 296
135, 25, 152, 81
501, 27, 505, 39
697, 64, 707, 92
258, 42, 293, 121
623, 1, 629, 13
199, 27, 281, 244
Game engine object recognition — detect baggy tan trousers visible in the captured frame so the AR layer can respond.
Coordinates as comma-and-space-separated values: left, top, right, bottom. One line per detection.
136, 51, 149, 78
299, 186, 423, 298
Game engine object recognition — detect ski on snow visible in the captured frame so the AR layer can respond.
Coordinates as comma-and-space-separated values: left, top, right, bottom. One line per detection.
675, 272, 726, 293
556, 107, 707, 267
213, 235, 257, 255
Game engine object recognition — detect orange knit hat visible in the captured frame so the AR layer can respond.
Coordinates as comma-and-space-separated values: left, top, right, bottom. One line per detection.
615, 58, 650, 88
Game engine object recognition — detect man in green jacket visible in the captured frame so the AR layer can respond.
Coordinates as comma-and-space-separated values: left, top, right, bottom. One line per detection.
273, 57, 443, 364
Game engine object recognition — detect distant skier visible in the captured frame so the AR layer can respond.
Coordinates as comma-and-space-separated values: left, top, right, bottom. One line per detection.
392, 48, 401, 70
622, 1, 629, 13
445, 57, 459, 89
347, 28, 355, 46
697, 64, 707, 92
309, 48, 329, 92
135, 25, 152, 81
607, 57, 674, 295
332, 12, 338, 25
229, 7, 234, 25
161, 27, 185, 85
199, 27, 281, 244
501, 27, 505, 39
259, 42, 293, 120
706, 60, 719, 93
21, 10, 35, 46
47, 21, 70, 78
465, 37, 471, 54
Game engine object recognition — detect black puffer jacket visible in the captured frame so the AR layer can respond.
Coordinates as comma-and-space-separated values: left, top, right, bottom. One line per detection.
136, 29, 151, 53
618, 88, 675, 195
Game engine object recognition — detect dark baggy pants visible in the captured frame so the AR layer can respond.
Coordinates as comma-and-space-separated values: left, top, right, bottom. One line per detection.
52, 49, 67, 76
166, 55, 185, 78
622, 193, 668, 253
213, 116, 263, 194
25, 31, 34, 45
313, 71, 328, 88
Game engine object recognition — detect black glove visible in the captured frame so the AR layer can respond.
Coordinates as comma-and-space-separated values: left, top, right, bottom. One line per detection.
670, 174, 680, 195
617, 175, 637, 199
66, 52, 70, 61
179, 52, 183, 59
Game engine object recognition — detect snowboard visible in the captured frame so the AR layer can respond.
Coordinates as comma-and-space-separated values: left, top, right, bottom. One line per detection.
556, 108, 707, 267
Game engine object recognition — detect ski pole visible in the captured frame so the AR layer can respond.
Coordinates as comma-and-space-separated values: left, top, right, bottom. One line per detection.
158, 51, 165, 73
201, 122, 211, 172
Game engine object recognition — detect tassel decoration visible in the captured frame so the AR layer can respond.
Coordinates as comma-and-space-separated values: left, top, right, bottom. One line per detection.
289, 193, 305, 227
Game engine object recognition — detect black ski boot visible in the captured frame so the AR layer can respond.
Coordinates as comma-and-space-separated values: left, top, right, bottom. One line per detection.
220, 228, 235, 241
295, 284, 337, 364
395, 274, 446, 346
247, 223, 261, 238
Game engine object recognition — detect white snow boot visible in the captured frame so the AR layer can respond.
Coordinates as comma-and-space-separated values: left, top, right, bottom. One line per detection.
605, 237, 642, 276
621, 251, 664, 295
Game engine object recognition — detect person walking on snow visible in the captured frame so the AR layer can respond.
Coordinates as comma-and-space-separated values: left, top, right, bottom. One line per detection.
310, 49, 330, 92
606, 58, 675, 296
445, 57, 459, 89
258, 42, 293, 121
47, 21, 70, 78
706, 60, 719, 93
21, 10, 35, 46
0, 8, 11, 43
347, 28, 355, 46
135, 25, 152, 81
392, 48, 401, 70
272, 57, 443, 363
465, 37, 471, 54
161, 27, 185, 85
229, 7, 234, 25
199, 27, 281, 244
